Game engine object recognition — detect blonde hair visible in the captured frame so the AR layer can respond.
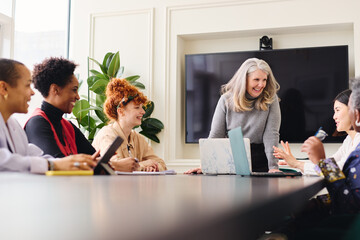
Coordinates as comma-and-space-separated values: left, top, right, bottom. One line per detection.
221, 58, 280, 112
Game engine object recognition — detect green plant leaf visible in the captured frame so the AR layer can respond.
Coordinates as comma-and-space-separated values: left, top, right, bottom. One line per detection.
142, 118, 164, 130
76, 106, 103, 113
72, 100, 90, 120
96, 94, 106, 106
88, 122, 106, 140
105, 53, 115, 68
131, 81, 145, 89
95, 109, 107, 123
103, 52, 113, 67
139, 127, 160, 135
116, 66, 124, 78
107, 51, 120, 78
139, 131, 160, 143
143, 101, 154, 118
125, 75, 140, 83
89, 79, 108, 95
80, 115, 96, 129
87, 75, 100, 88
90, 73, 109, 81
89, 57, 107, 74
90, 69, 102, 76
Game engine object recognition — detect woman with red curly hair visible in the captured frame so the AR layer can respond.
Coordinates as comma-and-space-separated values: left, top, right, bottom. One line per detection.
93, 78, 167, 172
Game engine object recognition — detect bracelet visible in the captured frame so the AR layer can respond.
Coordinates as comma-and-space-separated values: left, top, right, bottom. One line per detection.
48, 160, 55, 171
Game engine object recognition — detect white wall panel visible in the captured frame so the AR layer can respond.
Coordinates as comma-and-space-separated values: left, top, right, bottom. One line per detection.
90, 9, 154, 97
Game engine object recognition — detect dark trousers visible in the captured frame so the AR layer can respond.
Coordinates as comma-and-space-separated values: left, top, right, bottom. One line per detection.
250, 143, 269, 172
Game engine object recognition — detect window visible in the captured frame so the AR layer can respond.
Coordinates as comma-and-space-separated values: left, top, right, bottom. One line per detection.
13, 0, 70, 125
0, 0, 14, 59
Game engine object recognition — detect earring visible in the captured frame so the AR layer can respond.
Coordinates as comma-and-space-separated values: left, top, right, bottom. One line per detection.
4, 94, 8, 100
356, 120, 360, 127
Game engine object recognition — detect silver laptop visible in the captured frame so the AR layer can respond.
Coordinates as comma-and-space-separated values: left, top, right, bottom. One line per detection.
199, 138, 251, 175
228, 126, 302, 177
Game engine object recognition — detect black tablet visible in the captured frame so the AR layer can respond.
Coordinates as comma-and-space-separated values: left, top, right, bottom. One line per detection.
93, 136, 124, 175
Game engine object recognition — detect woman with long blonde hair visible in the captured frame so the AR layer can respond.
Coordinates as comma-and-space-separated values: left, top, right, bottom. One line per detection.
186, 58, 280, 174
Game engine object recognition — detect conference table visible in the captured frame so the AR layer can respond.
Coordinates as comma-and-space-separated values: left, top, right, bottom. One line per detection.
0, 173, 324, 240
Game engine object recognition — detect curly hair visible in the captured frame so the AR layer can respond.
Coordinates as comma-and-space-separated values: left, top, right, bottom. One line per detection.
104, 78, 148, 121
0, 58, 25, 87
32, 57, 77, 97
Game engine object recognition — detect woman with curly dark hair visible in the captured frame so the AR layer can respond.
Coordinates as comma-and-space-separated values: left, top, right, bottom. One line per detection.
92, 78, 167, 172
24, 57, 96, 157
0, 58, 97, 173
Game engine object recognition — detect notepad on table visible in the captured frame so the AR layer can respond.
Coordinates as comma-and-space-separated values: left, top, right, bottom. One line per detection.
115, 170, 177, 175
45, 170, 94, 176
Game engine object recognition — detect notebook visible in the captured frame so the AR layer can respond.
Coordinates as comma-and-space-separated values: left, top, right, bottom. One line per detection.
228, 126, 302, 177
115, 170, 177, 175
199, 138, 251, 175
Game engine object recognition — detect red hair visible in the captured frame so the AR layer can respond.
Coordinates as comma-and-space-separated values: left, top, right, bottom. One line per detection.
104, 78, 148, 121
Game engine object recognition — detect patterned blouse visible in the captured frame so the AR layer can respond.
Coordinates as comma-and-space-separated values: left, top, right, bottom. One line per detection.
319, 142, 360, 214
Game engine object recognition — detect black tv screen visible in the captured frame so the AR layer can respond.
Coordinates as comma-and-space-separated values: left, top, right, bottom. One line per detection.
185, 45, 349, 143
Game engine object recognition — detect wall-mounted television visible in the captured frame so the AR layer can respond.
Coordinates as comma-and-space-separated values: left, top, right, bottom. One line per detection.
185, 45, 349, 143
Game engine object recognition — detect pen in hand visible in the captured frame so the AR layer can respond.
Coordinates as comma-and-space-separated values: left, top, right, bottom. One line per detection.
127, 144, 139, 163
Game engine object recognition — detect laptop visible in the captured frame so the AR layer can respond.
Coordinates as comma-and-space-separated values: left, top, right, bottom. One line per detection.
199, 138, 251, 175
228, 126, 302, 177
93, 136, 124, 175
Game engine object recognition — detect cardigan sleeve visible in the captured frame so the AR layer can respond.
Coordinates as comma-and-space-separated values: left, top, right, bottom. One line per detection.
318, 157, 360, 214
209, 95, 227, 138
263, 95, 281, 169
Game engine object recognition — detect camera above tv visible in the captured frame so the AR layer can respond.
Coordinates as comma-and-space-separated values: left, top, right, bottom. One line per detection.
185, 45, 349, 143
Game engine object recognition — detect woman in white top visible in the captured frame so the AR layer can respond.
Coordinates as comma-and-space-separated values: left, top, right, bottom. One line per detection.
273, 89, 360, 175
0, 58, 98, 173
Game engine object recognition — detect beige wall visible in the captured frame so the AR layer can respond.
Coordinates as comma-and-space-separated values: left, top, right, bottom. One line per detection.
69, 0, 360, 172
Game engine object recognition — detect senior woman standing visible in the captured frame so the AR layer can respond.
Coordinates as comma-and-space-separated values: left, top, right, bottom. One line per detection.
0, 58, 97, 173
186, 58, 281, 174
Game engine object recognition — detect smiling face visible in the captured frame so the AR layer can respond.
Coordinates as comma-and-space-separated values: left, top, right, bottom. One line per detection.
246, 69, 267, 98
55, 75, 80, 113
119, 101, 145, 128
6, 65, 35, 115
333, 100, 351, 132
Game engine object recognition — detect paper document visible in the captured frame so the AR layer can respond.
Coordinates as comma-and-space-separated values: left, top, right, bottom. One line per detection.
115, 170, 177, 175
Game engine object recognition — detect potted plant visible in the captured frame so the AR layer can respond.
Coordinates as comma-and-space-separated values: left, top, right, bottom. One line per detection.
72, 51, 164, 143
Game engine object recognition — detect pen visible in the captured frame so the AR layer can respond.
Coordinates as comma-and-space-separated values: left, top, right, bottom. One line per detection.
127, 144, 139, 163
